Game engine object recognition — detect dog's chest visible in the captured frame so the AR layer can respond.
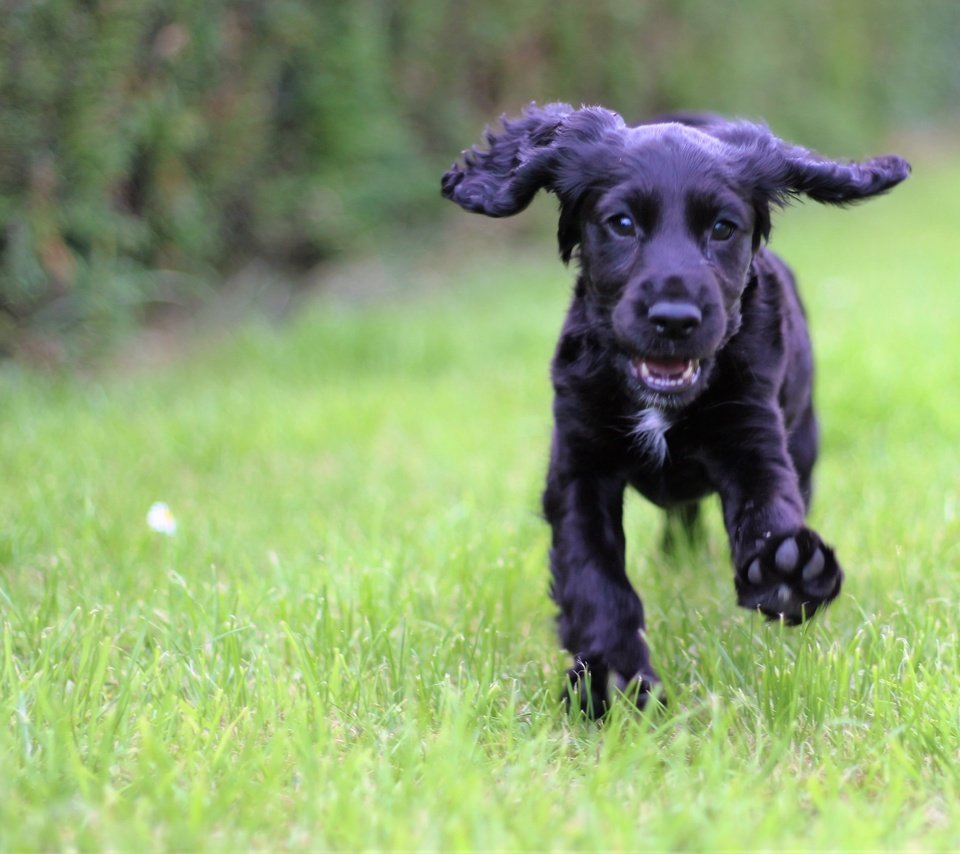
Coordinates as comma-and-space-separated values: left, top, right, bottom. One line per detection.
630, 408, 672, 466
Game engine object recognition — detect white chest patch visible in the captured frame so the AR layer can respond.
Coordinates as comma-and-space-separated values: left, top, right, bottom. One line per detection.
630, 408, 672, 466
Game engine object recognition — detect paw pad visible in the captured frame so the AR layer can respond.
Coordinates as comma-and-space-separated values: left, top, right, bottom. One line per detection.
736, 529, 843, 624
774, 537, 799, 572
801, 548, 825, 581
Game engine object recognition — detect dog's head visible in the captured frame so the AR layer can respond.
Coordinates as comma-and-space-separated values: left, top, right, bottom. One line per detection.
442, 103, 910, 409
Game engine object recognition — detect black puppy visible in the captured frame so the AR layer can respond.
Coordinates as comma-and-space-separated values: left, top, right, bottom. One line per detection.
441, 103, 909, 715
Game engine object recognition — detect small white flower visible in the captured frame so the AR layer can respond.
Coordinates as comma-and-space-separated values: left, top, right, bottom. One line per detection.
147, 502, 177, 536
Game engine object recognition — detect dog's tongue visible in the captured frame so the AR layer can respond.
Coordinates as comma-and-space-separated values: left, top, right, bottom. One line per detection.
643, 358, 691, 379
634, 357, 701, 393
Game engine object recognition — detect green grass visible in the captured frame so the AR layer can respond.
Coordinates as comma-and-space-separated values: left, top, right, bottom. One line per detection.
2, 158, 960, 851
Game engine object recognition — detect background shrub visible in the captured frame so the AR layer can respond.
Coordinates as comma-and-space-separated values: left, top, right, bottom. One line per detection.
1, 0, 958, 358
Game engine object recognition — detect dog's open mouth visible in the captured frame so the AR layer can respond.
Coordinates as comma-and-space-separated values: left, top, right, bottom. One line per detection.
633, 357, 701, 393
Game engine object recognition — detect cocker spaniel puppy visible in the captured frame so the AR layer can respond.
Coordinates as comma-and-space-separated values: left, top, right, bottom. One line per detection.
442, 104, 909, 715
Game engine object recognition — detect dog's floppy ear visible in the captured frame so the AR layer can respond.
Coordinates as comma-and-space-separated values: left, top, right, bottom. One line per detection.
771, 146, 911, 205
716, 123, 911, 247
728, 124, 910, 207
441, 102, 624, 217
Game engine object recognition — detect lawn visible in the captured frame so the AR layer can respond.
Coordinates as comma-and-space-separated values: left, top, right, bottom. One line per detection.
2, 156, 959, 851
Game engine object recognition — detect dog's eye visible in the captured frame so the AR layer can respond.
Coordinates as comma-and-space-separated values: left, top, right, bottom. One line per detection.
606, 214, 636, 238
711, 220, 737, 241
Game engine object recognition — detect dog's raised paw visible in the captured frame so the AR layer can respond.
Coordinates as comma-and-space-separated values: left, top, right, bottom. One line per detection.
735, 528, 843, 624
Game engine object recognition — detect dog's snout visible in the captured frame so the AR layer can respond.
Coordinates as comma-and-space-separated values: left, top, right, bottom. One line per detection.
648, 301, 702, 337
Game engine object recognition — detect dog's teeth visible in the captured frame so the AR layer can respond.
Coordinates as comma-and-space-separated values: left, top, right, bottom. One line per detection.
637, 358, 701, 392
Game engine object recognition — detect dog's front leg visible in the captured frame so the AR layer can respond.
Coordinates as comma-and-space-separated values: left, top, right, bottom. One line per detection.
707, 404, 844, 624
543, 455, 661, 715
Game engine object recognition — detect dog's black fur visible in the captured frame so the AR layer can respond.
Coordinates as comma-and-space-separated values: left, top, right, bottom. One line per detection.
441, 103, 910, 716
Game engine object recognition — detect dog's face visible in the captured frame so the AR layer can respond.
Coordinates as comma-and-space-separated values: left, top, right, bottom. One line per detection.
573, 126, 758, 408
442, 103, 910, 409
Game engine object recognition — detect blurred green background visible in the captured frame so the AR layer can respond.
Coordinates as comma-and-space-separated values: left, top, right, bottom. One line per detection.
1, 0, 957, 361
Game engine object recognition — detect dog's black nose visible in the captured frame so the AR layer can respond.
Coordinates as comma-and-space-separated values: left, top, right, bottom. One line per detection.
648, 301, 702, 337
